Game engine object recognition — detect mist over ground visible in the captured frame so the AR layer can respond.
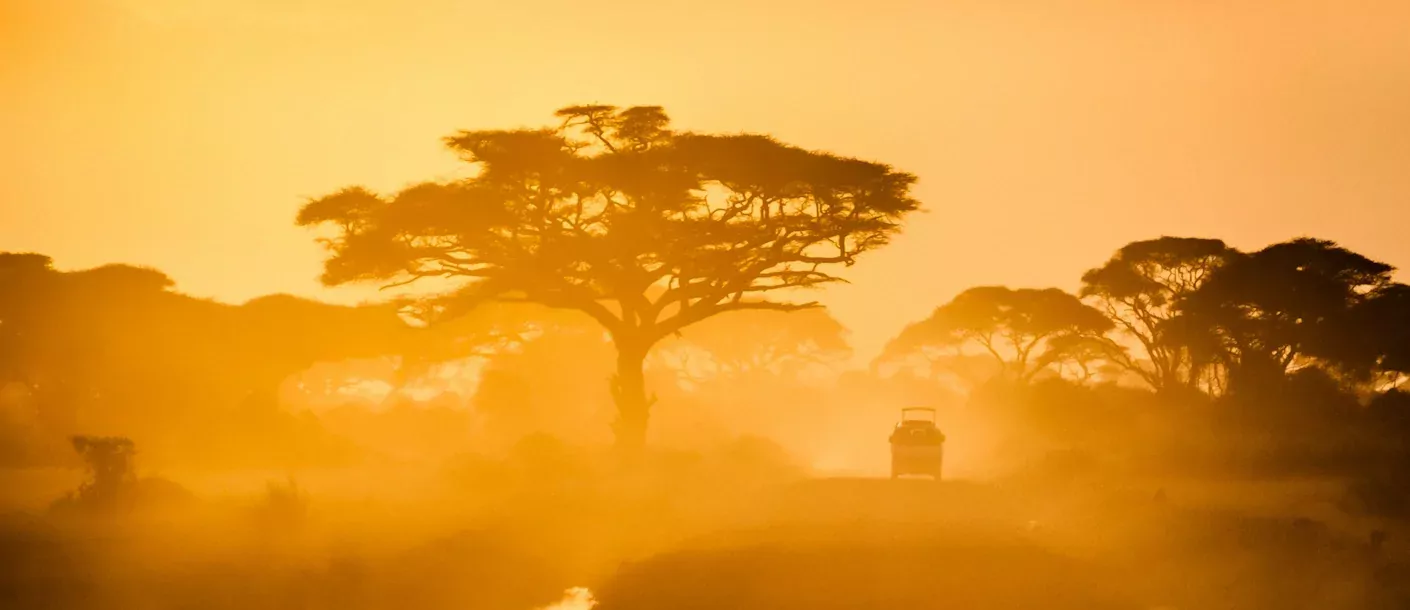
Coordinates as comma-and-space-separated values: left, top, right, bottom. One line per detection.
2, 79, 1410, 609
3, 230, 1410, 609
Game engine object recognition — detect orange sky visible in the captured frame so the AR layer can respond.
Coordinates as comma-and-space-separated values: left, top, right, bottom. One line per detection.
3, 0, 1409, 362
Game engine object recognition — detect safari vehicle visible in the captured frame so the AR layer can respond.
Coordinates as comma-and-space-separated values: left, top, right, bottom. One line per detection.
889, 407, 945, 479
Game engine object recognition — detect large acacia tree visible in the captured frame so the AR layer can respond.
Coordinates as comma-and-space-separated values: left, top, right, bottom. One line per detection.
296, 105, 920, 448
1177, 238, 1396, 394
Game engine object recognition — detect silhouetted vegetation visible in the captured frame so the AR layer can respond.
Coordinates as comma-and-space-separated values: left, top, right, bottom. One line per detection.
881, 286, 1116, 383
4, 106, 1410, 609
1079, 237, 1235, 391
5, 228, 1407, 608
58, 436, 135, 512
296, 104, 920, 449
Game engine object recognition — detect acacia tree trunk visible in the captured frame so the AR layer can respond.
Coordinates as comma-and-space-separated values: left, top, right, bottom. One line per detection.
609, 339, 655, 451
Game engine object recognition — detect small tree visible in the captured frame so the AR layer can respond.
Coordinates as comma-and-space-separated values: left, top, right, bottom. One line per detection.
69, 435, 136, 509
297, 105, 920, 448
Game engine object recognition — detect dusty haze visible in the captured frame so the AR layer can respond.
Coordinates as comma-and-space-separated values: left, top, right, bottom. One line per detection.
4, 0, 1409, 361
4, 2, 1410, 609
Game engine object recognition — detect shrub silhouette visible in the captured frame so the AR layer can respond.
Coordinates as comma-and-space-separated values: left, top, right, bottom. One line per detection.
253, 476, 309, 535
50, 435, 137, 514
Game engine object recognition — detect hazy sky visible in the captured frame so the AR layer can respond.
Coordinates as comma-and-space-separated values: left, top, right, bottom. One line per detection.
3, 0, 1408, 361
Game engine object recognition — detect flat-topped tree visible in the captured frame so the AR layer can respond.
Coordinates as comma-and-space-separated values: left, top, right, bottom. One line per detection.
658, 307, 852, 379
1177, 237, 1396, 392
1079, 237, 1236, 391
881, 286, 1116, 384
297, 104, 920, 448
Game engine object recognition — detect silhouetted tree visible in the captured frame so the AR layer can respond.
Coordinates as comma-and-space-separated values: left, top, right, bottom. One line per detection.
1080, 237, 1235, 391
0, 252, 443, 468
470, 311, 617, 445
69, 435, 136, 510
0, 254, 65, 442
294, 301, 583, 411
657, 307, 851, 380
1371, 286, 1410, 382
0, 256, 191, 440
296, 104, 920, 448
882, 287, 1115, 383
912, 352, 1005, 391
0, 253, 58, 383
388, 299, 549, 386
1178, 238, 1396, 395
1037, 333, 1127, 386
1332, 282, 1410, 390
231, 294, 419, 396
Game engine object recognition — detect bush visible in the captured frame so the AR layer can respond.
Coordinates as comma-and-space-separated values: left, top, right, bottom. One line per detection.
252, 476, 308, 534
49, 436, 137, 515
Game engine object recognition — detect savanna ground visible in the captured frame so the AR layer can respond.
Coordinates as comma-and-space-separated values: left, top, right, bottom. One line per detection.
3, 427, 1408, 610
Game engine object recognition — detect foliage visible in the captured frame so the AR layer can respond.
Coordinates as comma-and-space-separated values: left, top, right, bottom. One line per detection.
0, 254, 445, 468
50, 435, 137, 513
1035, 333, 1129, 386
1080, 236, 1235, 390
1333, 283, 1410, 387
656, 308, 851, 381
469, 312, 617, 447
1177, 238, 1397, 394
297, 104, 920, 447
881, 286, 1114, 383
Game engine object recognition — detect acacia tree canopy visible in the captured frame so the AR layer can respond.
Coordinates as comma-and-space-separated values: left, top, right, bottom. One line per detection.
1034, 333, 1129, 386
660, 307, 851, 379
1176, 238, 1396, 391
882, 286, 1114, 383
296, 104, 920, 448
1080, 236, 1234, 391
1364, 284, 1410, 383
1312, 281, 1410, 388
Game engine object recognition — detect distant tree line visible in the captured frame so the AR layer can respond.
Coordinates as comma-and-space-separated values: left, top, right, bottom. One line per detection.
5, 102, 1408, 473
882, 236, 1410, 401
0, 250, 851, 467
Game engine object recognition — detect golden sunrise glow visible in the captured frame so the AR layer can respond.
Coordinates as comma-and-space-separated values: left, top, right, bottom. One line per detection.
5, 2, 1410, 608
6, 0, 1408, 362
